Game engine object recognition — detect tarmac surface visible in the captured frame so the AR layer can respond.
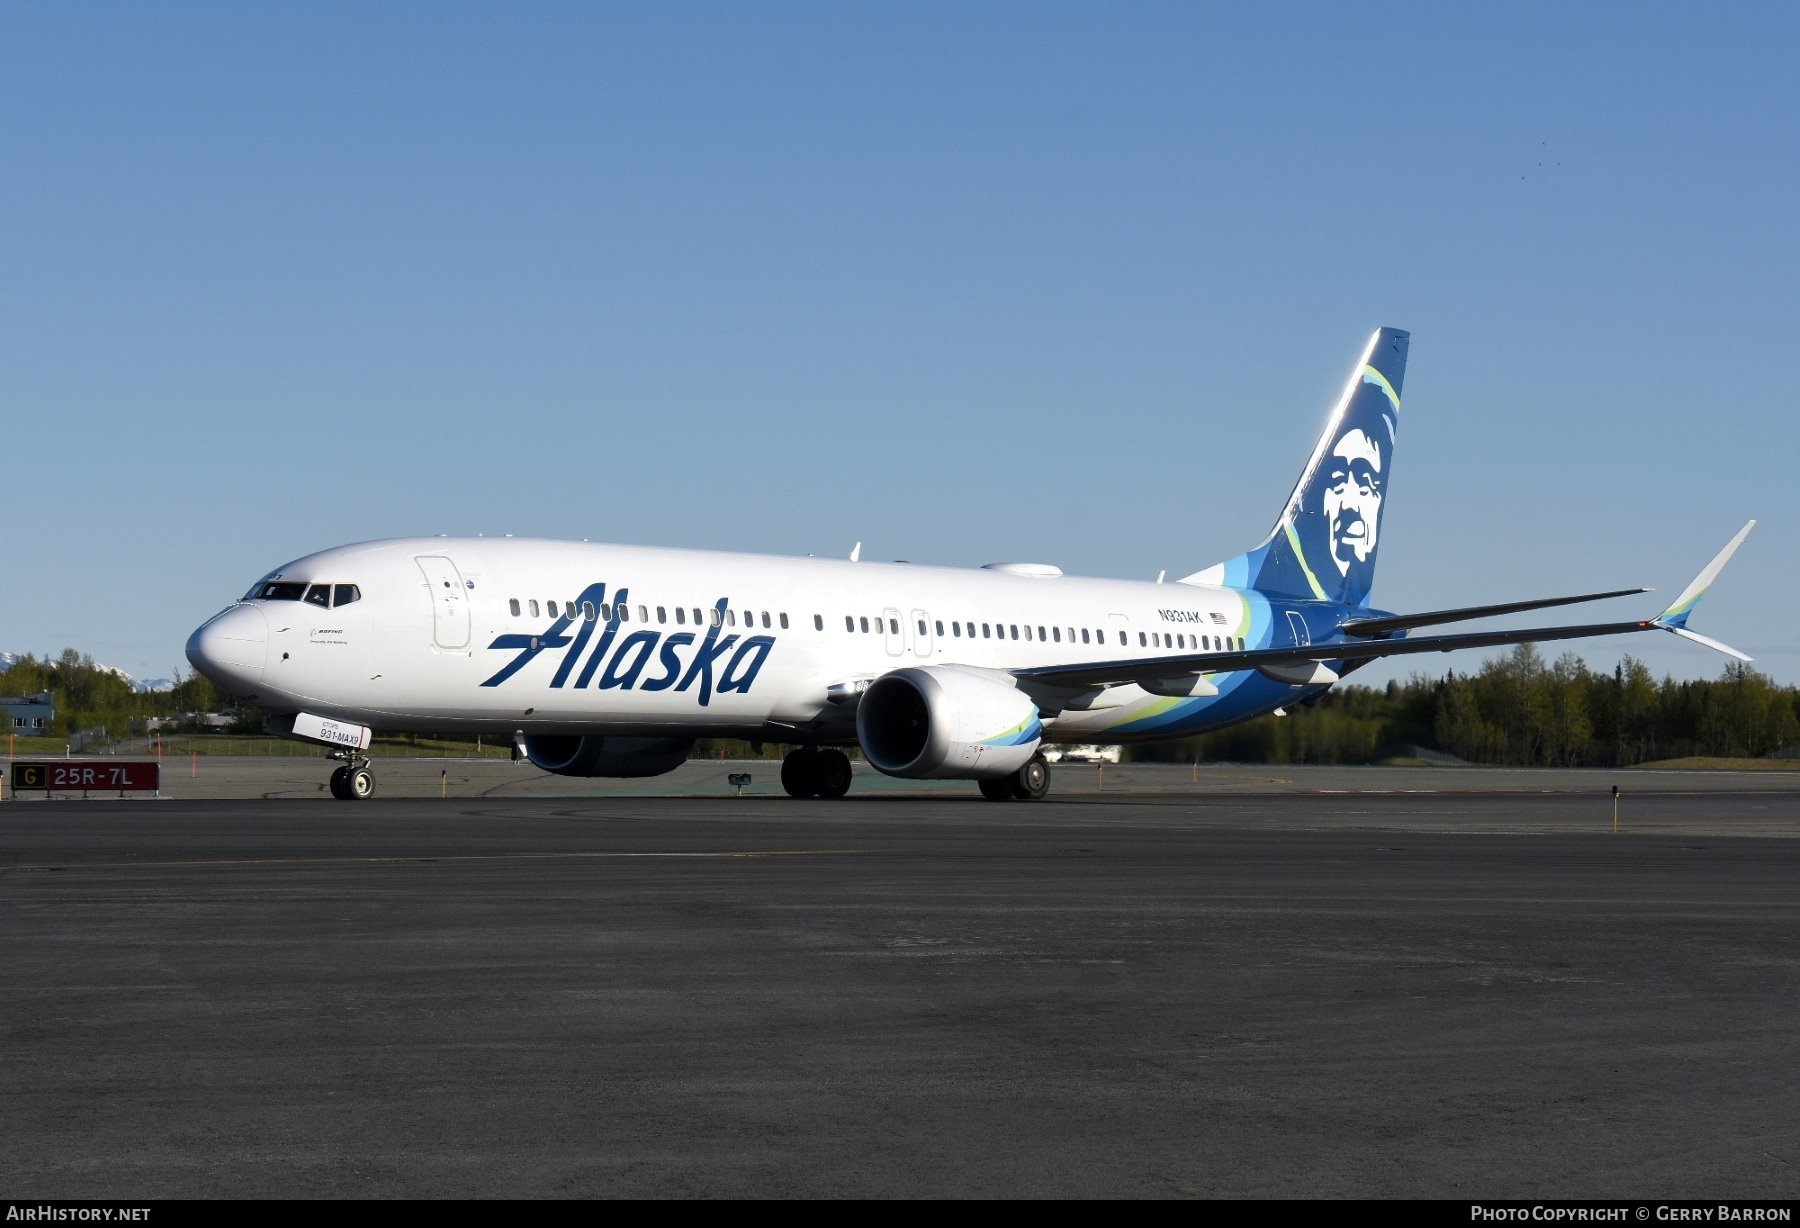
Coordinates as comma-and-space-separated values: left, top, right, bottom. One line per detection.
4, 761, 1800, 1198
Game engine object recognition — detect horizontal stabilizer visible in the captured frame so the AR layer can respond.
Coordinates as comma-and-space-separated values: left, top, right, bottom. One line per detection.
1664, 625, 1752, 663
1342, 588, 1650, 637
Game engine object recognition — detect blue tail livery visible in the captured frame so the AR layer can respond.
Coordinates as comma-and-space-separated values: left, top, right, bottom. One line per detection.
1186, 327, 1408, 607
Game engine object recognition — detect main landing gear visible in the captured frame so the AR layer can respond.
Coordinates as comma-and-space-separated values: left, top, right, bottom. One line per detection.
327, 751, 376, 800
978, 752, 1050, 802
781, 747, 854, 799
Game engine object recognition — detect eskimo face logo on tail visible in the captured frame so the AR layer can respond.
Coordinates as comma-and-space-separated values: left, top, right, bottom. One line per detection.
1255, 365, 1399, 608
1322, 423, 1385, 575
480, 583, 774, 705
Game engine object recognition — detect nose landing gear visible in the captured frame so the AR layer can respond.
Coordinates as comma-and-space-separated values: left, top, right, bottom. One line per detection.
327, 751, 376, 800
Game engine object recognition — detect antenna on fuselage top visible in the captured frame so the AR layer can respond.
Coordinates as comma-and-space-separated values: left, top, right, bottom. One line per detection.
1156, 570, 1166, 584
850, 542, 862, 563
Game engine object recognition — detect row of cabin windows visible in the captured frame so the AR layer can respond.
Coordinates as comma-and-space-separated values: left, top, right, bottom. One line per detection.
1140, 631, 1244, 651
915, 619, 1118, 645
842, 616, 1245, 654
501, 597, 1243, 654
506, 597, 789, 631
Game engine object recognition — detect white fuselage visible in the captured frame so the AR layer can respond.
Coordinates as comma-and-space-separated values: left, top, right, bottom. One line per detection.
187, 536, 1295, 745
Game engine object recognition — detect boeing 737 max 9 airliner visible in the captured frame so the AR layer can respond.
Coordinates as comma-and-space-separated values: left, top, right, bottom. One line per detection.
186, 329, 1756, 801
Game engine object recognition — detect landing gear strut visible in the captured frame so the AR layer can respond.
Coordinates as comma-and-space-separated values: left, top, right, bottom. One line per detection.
327, 751, 376, 801
781, 747, 854, 799
978, 752, 1050, 802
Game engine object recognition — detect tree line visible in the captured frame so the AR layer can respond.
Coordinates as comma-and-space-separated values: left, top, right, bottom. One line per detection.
1, 649, 245, 740
1129, 646, 1800, 766
6, 644, 1797, 766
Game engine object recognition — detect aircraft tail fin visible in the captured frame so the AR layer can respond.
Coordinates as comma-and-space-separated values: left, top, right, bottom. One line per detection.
1181, 327, 1408, 607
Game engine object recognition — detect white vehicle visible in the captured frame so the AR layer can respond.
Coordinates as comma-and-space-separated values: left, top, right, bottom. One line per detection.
186, 329, 1754, 802
1045, 745, 1121, 765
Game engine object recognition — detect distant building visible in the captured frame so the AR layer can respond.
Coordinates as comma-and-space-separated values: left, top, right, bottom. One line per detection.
144, 712, 236, 732
3, 691, 55, 735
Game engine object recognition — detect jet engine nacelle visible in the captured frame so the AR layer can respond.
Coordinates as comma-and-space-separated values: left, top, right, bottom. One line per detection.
856, 666, 1042, 780
521, 735, 694, 778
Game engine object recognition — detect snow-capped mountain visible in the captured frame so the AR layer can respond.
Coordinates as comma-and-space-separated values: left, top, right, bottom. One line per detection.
0, 652, 174, 691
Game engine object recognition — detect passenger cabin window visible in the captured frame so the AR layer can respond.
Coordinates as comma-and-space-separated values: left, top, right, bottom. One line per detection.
815, 614, 824, 631
780, 613, 790, 629
676, 607, 687, 625
935, 620, 944, 636
583, 601, 597, 622
529, 600, 540, 618
1081, 629, 1090, 644
510, 598, 521, 617
860, 616, 870, 633
637, 605, 648, 623
548, 601, 559, 618
657, 606, 667, 623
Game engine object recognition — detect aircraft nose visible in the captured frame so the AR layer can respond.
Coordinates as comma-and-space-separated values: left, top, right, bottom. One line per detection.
186, 604, 268, 696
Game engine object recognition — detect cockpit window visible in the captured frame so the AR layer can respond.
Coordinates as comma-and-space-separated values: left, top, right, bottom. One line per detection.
333, 584, 361, 607
304, 585, 331, 608
254, 582, 308, 601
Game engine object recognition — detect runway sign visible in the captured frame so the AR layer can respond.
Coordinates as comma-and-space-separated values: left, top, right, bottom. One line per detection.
10, 762, 160, 791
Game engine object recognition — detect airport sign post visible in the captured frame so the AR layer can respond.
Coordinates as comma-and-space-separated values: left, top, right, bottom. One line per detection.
10, 761, 160, 797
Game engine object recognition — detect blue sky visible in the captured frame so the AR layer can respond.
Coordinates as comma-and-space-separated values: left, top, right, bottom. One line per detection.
3, 2, 1795, 687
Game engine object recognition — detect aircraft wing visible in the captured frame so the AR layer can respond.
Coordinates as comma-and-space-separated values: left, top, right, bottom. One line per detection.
1015, 617, 1669, 689
1339, 587, 1649, 637
1015, 522, 1755, 690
